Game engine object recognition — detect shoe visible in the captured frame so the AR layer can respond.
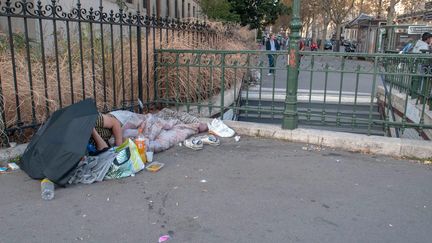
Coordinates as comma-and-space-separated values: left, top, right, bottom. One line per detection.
207, 119, 235, 138
183, 138, 204, 150
196, 135, 220, 146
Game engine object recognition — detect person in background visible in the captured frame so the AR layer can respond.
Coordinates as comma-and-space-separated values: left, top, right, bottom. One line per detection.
285, 36, 290, 50
410, 32, 432, 103
310, 41, 318, 51
277, 35, 284, 47
265, 34, 280, 76
412, 32, 432, 53
299, 38, 305, 51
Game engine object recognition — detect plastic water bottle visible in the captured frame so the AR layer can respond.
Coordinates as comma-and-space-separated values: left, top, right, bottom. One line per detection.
41, 178, 55, 200
134, 128, 147, 163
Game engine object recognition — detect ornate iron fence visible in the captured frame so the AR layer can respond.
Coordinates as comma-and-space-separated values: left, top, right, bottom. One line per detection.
0, 0, 226, 143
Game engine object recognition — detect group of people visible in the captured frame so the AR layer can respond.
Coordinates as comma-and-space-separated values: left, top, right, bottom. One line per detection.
263, 34, 305, 76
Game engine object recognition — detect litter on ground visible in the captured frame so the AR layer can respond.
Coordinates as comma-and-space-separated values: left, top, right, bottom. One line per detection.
158, 235, 171, 243
208, 119, 235, 138
9, 99, 237, 199
7, 163, 20, 170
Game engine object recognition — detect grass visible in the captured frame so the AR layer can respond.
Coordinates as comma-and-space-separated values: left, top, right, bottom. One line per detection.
0, 22, 251, 146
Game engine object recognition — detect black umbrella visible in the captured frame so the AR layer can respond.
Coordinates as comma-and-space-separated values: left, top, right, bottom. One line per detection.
21, 99, 99, 186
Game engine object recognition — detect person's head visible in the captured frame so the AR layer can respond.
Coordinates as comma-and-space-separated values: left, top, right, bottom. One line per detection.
421, 32, 432, 44
271, 34, 276, 40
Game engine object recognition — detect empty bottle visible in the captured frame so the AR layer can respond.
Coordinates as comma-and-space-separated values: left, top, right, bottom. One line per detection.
41, 178, 54, 201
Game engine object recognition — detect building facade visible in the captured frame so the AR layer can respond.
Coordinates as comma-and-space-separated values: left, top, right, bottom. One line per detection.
0, 0, 203, 34
396, 2, 432, 25
113, 0, 202, 19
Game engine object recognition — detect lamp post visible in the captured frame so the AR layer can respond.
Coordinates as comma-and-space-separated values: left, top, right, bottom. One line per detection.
282, 0, 302, 129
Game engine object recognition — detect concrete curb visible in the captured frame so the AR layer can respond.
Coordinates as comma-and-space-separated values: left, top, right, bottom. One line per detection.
203, 119, 432, 160
2, 120, 431, 163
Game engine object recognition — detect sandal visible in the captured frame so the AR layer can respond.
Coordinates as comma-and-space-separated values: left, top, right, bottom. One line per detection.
196, 135, 220, 146
183, 138, 204, 150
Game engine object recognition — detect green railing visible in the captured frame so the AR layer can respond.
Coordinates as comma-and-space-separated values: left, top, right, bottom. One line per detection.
298, 52, 432, 136
154, 49, 432, 138
153, 49, 289, 118
382, 55, 432, 101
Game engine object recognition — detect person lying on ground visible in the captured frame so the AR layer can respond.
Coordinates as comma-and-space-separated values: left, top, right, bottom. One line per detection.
109, 109, 208, 153
90, 113, 123, 151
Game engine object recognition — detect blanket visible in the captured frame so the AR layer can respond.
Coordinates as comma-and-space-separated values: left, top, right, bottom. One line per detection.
109, 109, 201, 153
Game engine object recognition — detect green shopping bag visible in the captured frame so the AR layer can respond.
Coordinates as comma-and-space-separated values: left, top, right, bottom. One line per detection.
105, 139, 145, 179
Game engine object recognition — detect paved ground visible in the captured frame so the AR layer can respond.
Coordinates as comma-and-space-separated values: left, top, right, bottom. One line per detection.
1, 137, 432, 243
259, 54, 376, 93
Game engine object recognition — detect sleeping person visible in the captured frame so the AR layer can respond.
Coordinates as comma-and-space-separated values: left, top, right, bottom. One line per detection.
90, 109, 207, 153
90, 113, 123, 151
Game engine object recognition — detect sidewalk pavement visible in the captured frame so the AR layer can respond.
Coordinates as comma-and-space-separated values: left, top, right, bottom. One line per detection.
1, 136, 431, 242
217, 120, 432, 160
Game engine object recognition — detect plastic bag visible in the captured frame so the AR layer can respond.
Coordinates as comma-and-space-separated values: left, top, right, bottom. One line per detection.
105, 139, 145, 179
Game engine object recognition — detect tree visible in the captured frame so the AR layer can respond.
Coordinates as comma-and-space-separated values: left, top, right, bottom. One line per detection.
386, 0, 399, 24
399, 0, 425, 14
321, 0, 355, 51
228, 0, 289, 29
197, 0, 239, 22
273, 0, 293, 32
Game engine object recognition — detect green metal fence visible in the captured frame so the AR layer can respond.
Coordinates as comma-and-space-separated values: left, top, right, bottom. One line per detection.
382, 55, 432, 102
299, 52, 432, 137
154, 49, 432, 138
154, 49, 289, 118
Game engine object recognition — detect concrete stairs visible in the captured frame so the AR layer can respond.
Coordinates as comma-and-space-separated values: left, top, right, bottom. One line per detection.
237, 87, 385, 136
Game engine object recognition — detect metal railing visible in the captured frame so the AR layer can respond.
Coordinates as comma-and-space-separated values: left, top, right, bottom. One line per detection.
382, 55, 432, 103
0, 0, 228, 142
154, 49, 432, 138
154, 49, 289, 119
299, 52, 432, 137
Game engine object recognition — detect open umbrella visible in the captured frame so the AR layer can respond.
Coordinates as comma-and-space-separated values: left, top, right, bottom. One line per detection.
21, 99, 99, 186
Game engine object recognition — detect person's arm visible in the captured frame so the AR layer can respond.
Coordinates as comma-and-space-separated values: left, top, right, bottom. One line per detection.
102, 114, 123, 146
92, 128, 108, 150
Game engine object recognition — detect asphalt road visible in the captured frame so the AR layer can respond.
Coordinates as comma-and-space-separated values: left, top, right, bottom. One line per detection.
1, 137, 432, 243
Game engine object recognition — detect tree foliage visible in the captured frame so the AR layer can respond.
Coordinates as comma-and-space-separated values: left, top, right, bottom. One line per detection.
197, 0, 239, 22
321, 0, 355, 26
228, 0, 289, 29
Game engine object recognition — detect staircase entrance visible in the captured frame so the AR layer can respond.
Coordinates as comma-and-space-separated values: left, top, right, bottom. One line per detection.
154, 49, 432, 139
238, 54, 384, 136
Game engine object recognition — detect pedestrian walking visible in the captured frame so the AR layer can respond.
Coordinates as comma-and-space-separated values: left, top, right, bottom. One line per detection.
265, 34, 280, 76
412, 32, 432, 53
410, 32, 432, 101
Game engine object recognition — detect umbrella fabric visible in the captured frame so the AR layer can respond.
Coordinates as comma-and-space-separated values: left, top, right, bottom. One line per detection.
20, 99, 98, 186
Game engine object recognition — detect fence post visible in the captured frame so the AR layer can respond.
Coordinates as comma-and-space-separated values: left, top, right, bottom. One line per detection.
136, 10, 144, 113
0, 73, 7, 147
282, 0, 301, 129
